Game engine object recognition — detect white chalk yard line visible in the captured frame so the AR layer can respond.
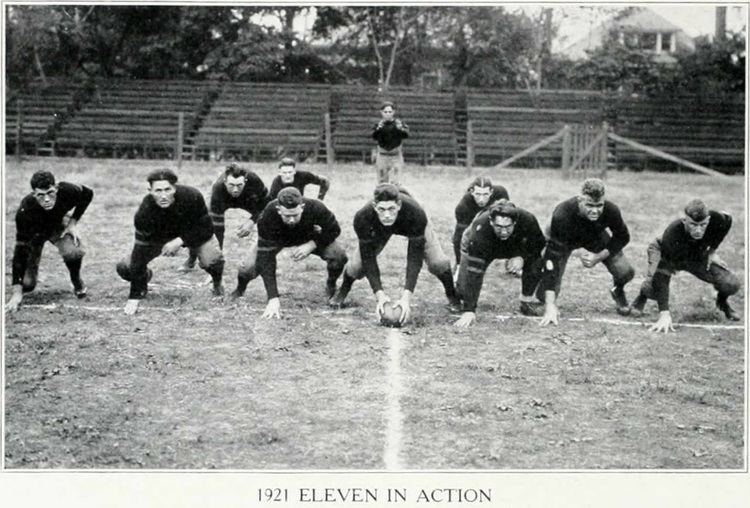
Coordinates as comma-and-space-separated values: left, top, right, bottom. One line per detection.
383, 327, 404, 470
494, 313, 744, 331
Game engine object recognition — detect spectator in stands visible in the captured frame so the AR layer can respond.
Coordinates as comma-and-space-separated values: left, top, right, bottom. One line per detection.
329, 183, 460, 324
117, 169, 224, 315
268, 157, 329, 201
230, 187, 347, 319
538, 178, 636, 326
630, 199, 741, 332
6, 171, 93, 312
453, 200, 547, 327
372, 101, 409, 185
180, 163, 270, 272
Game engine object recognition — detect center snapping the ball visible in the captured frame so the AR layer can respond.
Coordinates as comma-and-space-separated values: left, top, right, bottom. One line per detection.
379, 302, 403, 328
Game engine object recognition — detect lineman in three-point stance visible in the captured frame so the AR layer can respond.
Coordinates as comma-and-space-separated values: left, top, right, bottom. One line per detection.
230, 187, 347, 319
538, 178, 635, 326
116, 169, 224, 315
6, 170, 93, 312
630, 198, 741, 332
268, 157, 330, 201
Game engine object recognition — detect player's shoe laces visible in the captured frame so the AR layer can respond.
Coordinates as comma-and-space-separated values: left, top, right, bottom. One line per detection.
610, 286, 630, 316
717, 297, 740, 321
519, 301, 543, 317
629, 293, 647, 317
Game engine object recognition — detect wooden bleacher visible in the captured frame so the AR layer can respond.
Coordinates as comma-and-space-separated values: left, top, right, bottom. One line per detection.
6, 81, 81, 155
331, 86, 459, 164
467, 89, 605, 167
609, 96, 744, 173
193, 82, 331, 161
54, 79, 216, 158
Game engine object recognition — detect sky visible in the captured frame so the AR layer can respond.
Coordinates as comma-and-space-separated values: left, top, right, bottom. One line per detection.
277, 3, 747, 45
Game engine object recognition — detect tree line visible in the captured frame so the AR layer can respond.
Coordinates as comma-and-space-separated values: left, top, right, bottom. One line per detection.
5, 5, 745, 96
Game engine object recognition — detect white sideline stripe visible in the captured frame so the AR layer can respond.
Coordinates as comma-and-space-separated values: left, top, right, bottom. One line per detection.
383, 328, 403, 470
494, 313, 744, 331
24, 303, 179, 313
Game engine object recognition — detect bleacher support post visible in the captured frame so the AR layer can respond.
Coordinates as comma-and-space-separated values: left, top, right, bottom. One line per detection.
561, 124, 571, 178
16, 99, 23, 162
176, 112, 184, 168
599, 122, 609, 178
466, 120, 474, 168
324, 112, 334, 166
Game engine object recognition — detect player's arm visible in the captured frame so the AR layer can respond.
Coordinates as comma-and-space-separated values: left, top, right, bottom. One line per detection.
372, 121, 385, 139
69, 183, 94, 222
209, 184, 227, 247
648, 262, 675, 333
706, 212, 733, 269
256, 236, 282, 318
394, 119, 409, 137
7, 211, 37, 312
602, 204, 631, 259
454, 251, 489, 328
267, 177, 282, 201
520, 215, 546, 298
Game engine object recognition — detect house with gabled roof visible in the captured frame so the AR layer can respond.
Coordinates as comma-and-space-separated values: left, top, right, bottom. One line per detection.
561, 7, 696, 63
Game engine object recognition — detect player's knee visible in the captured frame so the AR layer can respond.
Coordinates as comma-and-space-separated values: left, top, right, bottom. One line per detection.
115, 259, 132, 281
716, 273, 740, 296
21, 278, 36, 293
619, 264, 635, 285
61, 247, 85, 262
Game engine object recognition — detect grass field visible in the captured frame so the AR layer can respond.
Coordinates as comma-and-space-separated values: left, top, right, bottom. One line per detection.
3, 157, 746, 469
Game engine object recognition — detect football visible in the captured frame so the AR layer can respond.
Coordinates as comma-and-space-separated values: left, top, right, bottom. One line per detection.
379, 302, 403, 327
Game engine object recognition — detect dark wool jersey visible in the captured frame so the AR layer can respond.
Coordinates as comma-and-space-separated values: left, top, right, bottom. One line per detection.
268, 171, 328, 200
454, 185, 510, 227
127, 185, 214, 299
541, 196, 630, 291
256, 197, 341, 299
210, 170, 269, 221
460, 208, 546, 312
134, 185, 214, 248
652, 211, 732, 311
372, 120, 409, 151
12, 182, 94, 285
353, 193, 428, 293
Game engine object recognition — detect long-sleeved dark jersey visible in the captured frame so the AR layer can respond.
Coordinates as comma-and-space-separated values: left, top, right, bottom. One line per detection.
353, 193, 427, 293
454, 185, 510, 228
256, 197, 341, 299
652, 210, 732, 311
210, 171, 269, 246
12, 182, 94, 285
127, 185, 214, 299
268, 170, 329, 200
372, 120, 409, 151
540, 196, 630, 291
460, 208, 546, 312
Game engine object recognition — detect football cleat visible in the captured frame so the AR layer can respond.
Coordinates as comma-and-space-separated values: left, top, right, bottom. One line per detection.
519, 301, 543, 317
610, 286, 631, 316
629, 293, 647, 317
717, 297, 740, 321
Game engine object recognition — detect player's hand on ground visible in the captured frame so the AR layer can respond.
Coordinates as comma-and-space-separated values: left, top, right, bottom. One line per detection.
124, 299, 140, 315
5, 293, 23, 313
579, 251, 601, 268
375, 290, 391, 318
161, 238, 183, 257
291, 241, 316, 262
506, 256, 523, 276
263, 298, 281, 319
236, 220, 255, 239
453, 311, 476, 328
649, 311, 675, 333
539, 304, 559, 326
62, 222, 81, 246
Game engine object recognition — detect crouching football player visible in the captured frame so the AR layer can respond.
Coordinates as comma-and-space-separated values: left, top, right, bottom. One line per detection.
454, 200, 546, 327
117, 169, 224, 315
329, 183, 460, 324
630, 199, 741, 332
453, 176, 509, 265
268, 157, 330, 201
230, 187, 347, 319
538, 178, 635, 326
181, 162, 270, 272
6, 170, 93, 312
